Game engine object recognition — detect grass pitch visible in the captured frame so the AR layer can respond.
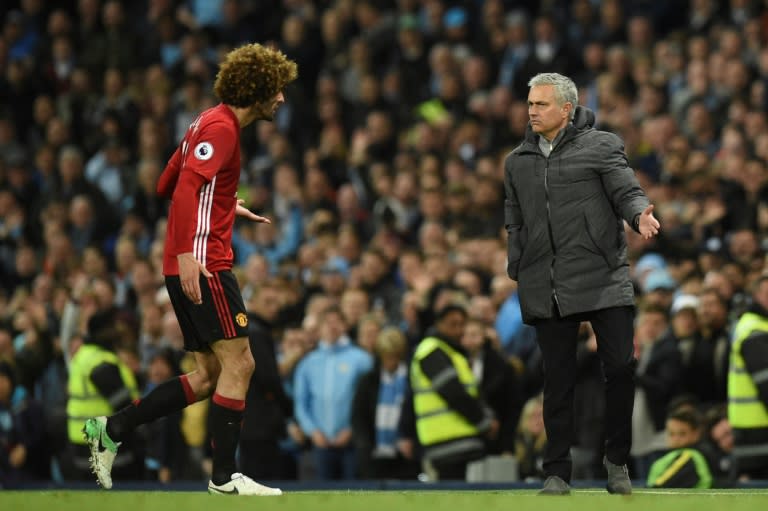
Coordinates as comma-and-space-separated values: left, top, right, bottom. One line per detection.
2, 489, 768, 511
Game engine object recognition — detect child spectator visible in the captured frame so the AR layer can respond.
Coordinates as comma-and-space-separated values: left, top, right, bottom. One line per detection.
351, 327, 419, 479
515, 395, 546, 481
646, 408, 713, 488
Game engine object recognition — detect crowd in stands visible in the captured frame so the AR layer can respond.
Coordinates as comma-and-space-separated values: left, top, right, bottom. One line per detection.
1, 0, 768, 487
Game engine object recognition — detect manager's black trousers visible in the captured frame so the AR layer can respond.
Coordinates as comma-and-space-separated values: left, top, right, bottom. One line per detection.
533, 305, 636, 483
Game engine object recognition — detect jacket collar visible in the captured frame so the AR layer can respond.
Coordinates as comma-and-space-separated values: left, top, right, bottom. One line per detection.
522, 105, 596, 150
747, 302, 768, 318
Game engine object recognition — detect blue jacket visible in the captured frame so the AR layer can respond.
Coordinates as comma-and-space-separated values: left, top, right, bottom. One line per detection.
294, 337, 373, 439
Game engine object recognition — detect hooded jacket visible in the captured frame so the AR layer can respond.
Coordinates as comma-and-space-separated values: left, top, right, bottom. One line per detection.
504, 106, 649, 323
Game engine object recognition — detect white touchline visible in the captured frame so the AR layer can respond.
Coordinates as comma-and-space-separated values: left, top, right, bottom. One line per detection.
575, 489, 768, 495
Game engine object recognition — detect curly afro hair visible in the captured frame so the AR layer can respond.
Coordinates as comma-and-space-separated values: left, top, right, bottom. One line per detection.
213, 43, 298, 108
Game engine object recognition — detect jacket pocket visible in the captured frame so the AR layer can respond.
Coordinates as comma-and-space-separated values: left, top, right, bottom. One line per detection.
584, 213, 617, 269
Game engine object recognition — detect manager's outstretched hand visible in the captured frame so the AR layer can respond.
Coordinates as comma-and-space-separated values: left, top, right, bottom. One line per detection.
638, 204, 661, 240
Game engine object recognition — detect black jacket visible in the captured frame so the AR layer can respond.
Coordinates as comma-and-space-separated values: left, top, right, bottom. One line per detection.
503, 106, 650, 323
474, 342, 522, 455
241, 313, 292, 443
351, 366, 384, 476
681, 326, 730, 406
637, 334, 683, 431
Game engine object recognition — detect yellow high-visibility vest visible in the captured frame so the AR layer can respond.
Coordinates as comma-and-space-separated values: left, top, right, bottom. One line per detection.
410, 337, 481, 446
728, 312, 768, 429
67, 344, 139, 444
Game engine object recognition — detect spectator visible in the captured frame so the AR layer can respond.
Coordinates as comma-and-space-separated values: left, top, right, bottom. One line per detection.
460, 318, 522, 457
669, 294, 705, 389
351, 327, 418, 480
294, 307, 373, 480
240, 279, 294, 481
647, 407, 713, 488
142, 348, 188, 483
728, 275, 768, 480
515, 395, 546, 481
275, 326, 309, 388
687, 288, 731, 406
355, 313, 383, 355
497, 11, 530, 90
0, 361, 50, 487
492, 276, 537, 361
63, 307, 143, 481
513, 16, 574, 99
631, 304, 683, 479
339, 288, 370, 339
410, 304, 496, 480
317, 256, 350, 301
231, 198, 303, 269
702, 405, 734, 485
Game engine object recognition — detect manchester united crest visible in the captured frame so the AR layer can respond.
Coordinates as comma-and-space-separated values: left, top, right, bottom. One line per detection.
235, 313, 248, 327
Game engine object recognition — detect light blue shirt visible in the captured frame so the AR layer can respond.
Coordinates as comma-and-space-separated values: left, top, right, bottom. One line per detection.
495, 292, 537, 359
293, 336, 373, 439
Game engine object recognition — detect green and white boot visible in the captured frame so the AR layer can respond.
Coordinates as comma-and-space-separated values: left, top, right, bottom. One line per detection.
82, 416, 120, 489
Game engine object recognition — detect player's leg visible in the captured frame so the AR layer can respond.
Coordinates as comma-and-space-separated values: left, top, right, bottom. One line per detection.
106, 349, 221, 441
82, 351, 220, 488
83, 274, 220, 488
204, 271, 281, 496
100, 272, 224, 441
206, 336, 280, 495
208, 335, 253, 485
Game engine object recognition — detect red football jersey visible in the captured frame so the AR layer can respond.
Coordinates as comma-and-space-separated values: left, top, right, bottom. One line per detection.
158, 104, 241, 276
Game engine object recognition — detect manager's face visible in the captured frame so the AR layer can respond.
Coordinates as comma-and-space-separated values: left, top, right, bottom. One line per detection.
527, 84, 571, 141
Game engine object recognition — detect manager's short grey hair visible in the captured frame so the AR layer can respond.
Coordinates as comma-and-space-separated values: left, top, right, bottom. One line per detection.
528, 73, 578, 119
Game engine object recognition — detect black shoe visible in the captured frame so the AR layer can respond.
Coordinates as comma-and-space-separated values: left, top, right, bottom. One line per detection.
539, 475, 571, 495
604, 456, 632, 495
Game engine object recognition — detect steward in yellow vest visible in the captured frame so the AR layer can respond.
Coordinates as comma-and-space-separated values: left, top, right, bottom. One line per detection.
410, 305, 496, 480
728, 276, 768, 480
65, 308, 141, 480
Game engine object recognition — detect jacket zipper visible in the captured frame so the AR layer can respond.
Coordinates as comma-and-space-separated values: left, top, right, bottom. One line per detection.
543, 142, 561, 314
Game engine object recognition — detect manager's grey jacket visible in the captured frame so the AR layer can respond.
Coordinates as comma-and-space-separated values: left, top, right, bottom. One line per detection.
503, 106, 649, 324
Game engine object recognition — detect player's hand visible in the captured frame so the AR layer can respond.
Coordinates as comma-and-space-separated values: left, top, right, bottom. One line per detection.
236, 199, 271, 223
178, 252, 212, 304
638, 205, 661, 240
